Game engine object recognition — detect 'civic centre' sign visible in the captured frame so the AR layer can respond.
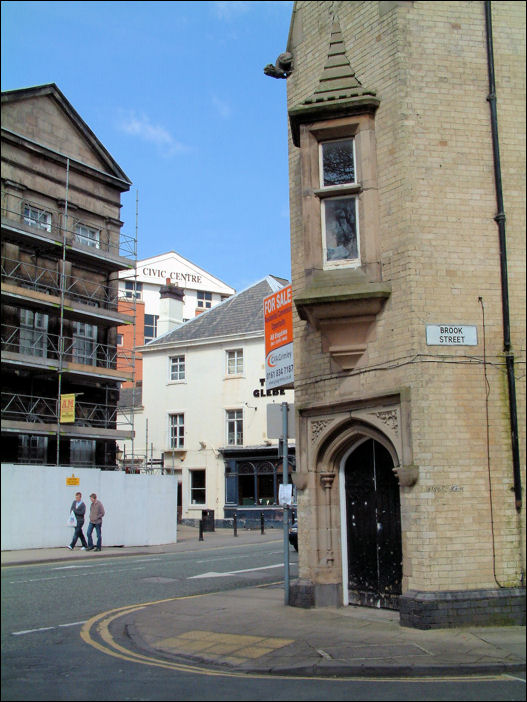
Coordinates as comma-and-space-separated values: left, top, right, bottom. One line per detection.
426, 325, 478, 346
264, 285, 294, 389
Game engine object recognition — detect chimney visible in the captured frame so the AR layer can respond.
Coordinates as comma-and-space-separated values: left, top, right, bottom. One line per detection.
158, 278, 184, 335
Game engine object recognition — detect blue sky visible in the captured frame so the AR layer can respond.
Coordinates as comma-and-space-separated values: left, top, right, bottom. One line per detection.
1, 0, 294, 291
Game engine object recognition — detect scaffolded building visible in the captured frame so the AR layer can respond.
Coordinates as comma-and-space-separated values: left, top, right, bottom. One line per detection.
1, 84, 136, 469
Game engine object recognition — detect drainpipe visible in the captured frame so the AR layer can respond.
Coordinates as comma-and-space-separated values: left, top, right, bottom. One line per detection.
485, 1, 522, 512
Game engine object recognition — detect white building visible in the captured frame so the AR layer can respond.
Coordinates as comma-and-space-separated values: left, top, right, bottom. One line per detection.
118, 250, 235, 340
118, 276, 294, 526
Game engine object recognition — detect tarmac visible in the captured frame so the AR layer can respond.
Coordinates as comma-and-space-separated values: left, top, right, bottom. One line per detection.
2, 525, 525, 678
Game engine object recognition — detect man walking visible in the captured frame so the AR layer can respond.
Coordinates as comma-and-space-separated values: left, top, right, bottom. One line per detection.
67, 492, 88, 550
86, 493, 105, 552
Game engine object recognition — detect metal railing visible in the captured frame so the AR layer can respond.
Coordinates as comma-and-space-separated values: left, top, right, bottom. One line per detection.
2, 391, 132, 430
1, 189, 136, 260
1, 256, 134, 312
1, 324, 134, 373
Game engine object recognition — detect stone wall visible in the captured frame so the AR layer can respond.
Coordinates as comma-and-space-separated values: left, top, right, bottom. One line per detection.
286, 1, 525, 621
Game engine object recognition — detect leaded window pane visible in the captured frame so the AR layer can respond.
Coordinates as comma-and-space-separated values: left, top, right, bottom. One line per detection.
322, 138, 355, 186
323, 197, 358, 262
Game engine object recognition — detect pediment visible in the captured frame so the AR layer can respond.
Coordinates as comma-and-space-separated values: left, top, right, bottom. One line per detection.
1, 84, 130, 183
121, 251, 236, 295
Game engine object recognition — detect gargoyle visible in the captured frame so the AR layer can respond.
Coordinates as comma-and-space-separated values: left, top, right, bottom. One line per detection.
264, 52, 293, 79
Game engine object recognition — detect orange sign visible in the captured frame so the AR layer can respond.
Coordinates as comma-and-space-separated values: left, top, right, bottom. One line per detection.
264, 285, 294, 389
264, 285, 293, 351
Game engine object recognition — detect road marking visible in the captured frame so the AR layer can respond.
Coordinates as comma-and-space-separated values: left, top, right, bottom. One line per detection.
81, 595, 521, 683
10, 566, 145, 583
12, 620, 87, 636
53, 564, 100, 570
504, 674, 526, 682
53, 558, 164, 570
188, 563, 283, 579
195, 554, 253, 564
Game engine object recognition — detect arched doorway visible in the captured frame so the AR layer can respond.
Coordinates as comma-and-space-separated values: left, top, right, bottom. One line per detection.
343, 438, 402, 609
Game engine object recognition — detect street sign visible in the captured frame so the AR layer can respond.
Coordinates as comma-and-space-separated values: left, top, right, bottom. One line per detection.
426, 325, 478, 346
264, 284, 294, 389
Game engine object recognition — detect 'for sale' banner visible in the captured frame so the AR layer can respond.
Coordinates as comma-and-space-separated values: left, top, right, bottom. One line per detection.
264, 285, 294, 389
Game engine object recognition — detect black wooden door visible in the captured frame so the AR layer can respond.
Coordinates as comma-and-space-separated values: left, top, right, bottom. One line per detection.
345, 439, 402, 609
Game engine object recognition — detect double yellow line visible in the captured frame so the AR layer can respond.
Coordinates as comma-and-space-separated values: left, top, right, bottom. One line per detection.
80, 591, 277, 679
80, 592, 514, 683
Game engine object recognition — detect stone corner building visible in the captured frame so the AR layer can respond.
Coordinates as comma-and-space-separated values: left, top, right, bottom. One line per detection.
279, 1, 525, 627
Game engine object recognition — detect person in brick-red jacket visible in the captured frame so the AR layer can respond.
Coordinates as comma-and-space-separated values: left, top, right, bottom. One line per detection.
86, 493, 105, 552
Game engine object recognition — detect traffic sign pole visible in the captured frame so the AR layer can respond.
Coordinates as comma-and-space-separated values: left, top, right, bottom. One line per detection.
282, 401, 289, 606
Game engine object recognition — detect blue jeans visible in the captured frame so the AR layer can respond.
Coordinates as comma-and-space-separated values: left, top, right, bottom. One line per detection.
87, 522, 102, 549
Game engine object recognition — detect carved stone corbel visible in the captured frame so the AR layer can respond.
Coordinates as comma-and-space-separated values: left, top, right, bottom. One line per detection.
393, 464, 419, 487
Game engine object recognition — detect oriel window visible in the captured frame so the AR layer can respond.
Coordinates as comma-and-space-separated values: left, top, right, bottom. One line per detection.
319, 138, 360, 268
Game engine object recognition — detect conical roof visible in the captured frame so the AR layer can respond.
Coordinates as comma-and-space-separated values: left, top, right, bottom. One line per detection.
288, 20, 379, 146
306, 22, 364, 104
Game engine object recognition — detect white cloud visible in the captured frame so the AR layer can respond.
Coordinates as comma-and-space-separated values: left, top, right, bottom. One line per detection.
212, 95, 232, 119
118, 112, 188, 157
212, 1, 253, 21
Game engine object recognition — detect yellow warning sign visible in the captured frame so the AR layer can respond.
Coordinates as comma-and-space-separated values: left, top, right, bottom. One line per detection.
60, 394, 75, 423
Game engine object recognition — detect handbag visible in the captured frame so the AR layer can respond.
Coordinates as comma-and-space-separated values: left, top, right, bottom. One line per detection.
67, 511, 76, 527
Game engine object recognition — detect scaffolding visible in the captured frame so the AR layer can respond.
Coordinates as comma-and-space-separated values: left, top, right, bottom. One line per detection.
1, 163, 138, 469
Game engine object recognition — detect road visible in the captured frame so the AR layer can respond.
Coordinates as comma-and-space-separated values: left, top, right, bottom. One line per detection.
2, 537, 525, 701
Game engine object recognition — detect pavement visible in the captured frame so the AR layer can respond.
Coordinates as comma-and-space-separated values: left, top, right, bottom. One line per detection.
2, 525, 525, 678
